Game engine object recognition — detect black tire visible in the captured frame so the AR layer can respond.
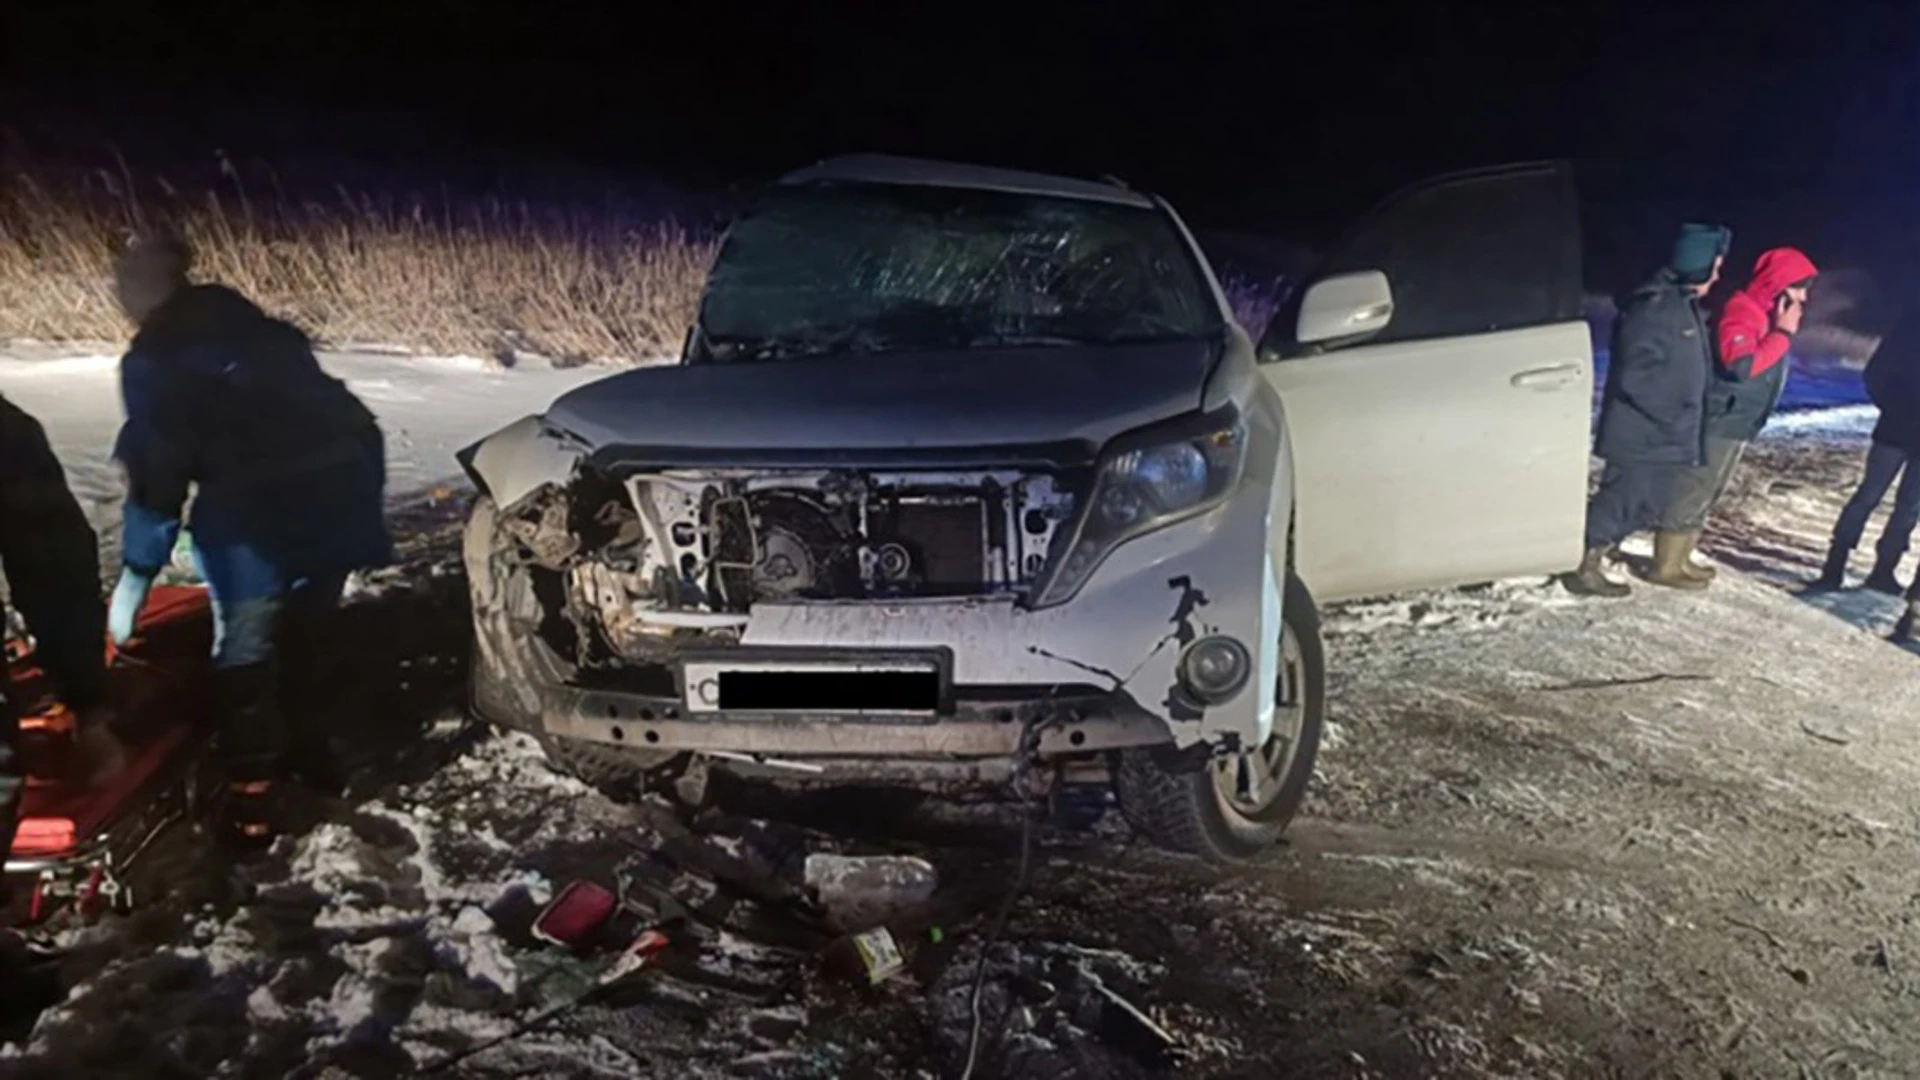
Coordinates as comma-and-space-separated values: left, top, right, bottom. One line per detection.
1114, 571, 1325, 863
536, 733, 673, 792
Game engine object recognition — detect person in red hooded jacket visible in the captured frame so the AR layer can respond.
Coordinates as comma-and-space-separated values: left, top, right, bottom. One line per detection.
1656, 247, 1819, 579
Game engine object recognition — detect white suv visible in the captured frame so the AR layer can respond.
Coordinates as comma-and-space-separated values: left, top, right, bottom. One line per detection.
458, 155, 1594, 862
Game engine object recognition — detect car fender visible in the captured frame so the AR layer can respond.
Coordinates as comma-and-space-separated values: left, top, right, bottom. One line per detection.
458, 415, 585, 511
1214, 329, 1299, 753
1175, 368, 1288, 752
1199, 340, 1294, 751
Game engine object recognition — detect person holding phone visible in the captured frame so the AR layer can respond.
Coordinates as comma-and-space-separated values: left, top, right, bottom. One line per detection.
1656, 246, 1819, 581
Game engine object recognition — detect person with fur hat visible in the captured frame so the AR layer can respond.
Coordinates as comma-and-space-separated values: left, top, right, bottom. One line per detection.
1564, 223, 1731, 596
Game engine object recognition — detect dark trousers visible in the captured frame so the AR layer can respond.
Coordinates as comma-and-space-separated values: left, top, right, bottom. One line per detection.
1661, 436, 1748, 531
1585, 462, 1684, 550
1833, 442, 1920, 566
210, 576, 346, 780
1, 683, 17, 884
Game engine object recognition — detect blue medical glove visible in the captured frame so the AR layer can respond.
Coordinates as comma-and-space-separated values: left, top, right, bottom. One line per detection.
108, 567, 156, 646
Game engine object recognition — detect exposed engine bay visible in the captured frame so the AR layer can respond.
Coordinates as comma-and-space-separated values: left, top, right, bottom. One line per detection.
497, 467, 1077, 669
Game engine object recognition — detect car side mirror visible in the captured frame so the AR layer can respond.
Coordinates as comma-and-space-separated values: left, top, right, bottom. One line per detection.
1295, 271, 1394, 346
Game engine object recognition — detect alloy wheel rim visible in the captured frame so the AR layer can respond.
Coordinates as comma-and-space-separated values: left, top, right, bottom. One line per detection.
1211, 627, 1306, 816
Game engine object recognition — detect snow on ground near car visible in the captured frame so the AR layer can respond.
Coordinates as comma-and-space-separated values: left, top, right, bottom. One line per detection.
9, 346, 1920, 1075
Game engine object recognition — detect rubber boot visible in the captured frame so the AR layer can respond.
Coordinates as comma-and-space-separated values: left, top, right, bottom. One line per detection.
212, 663, 286, 854
1811, 544, 1851, 592
1895, 601, 1919, 645
221, 776, 280, 854
281, 663, 347, 797
1865, 555, 1906, 596
1672, 529, 1717, 583
1562, 547, 1630, 598
276, 587, 349, 797
283, 735, 348, 799
1648, 531, 1710, 590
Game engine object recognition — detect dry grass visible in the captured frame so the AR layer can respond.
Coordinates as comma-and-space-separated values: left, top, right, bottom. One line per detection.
0, 160, 717, 362
0, 156, 1303, 362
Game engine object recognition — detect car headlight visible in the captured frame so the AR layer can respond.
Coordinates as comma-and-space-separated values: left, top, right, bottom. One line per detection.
1035, 407, 1248, 608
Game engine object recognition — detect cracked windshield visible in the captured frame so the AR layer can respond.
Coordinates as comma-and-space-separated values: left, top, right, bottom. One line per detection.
695, 184, 1220, 362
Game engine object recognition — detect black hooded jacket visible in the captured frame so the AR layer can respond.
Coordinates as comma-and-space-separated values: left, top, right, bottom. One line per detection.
0, 395, 106, 718
2, 394, 107, 869
1593, 269, 1713, 466
1867, 315, 1920, 455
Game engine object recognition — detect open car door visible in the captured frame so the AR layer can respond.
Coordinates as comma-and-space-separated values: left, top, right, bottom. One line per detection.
1260, 162, 1593, 603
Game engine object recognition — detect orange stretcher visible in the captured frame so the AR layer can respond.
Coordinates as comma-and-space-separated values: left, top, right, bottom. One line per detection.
5, 586, 215, 922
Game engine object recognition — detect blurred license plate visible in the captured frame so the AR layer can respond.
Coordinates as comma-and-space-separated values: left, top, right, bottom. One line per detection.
682, 657, 941, 714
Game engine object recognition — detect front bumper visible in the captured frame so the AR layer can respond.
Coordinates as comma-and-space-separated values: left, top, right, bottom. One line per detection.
465, 473, 1283, 768
470, 614, 1175, 776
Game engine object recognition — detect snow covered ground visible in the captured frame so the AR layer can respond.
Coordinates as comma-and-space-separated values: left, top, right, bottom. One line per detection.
6, 344, 1920, 1077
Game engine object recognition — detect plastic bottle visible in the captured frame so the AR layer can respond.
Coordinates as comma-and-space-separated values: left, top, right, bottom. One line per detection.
821, 915, 953, 986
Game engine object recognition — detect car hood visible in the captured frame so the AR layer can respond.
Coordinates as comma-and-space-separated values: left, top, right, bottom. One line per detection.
544, 339, 1221, 465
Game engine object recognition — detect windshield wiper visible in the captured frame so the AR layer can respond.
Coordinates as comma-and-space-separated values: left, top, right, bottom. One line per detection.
965, 328, 1196, 349
967, 333, 1090, 348
707, 326, 901, 363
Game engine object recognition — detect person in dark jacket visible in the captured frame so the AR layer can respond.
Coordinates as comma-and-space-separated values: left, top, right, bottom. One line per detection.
1657, 247, 1819, 563
108, 233, 392, 847
1, 395, 116, 910
1815, 314, 1920, 592
1564, 223, 1731, 597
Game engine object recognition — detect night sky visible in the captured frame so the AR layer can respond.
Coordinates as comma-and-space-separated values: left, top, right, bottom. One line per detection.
7, 0, 1920, 300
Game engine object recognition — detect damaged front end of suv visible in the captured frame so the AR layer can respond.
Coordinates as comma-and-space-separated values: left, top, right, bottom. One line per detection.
458, 156, 1324, 862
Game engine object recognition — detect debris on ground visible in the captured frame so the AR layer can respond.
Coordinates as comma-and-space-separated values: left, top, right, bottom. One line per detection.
803, 853, 939, 933
924, 940, 1182, 1078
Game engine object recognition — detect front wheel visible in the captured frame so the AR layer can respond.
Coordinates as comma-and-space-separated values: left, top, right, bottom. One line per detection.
1115, 571, 1325, 863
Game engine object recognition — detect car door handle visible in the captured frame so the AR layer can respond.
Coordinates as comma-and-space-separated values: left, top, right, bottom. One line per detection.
1510, 363, 1582, 389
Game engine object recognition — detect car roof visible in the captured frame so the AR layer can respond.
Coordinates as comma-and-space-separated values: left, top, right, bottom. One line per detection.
777, 154, 1157, 208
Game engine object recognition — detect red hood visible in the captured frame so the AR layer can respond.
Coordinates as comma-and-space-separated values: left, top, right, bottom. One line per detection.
1741, 247, 1818, 305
